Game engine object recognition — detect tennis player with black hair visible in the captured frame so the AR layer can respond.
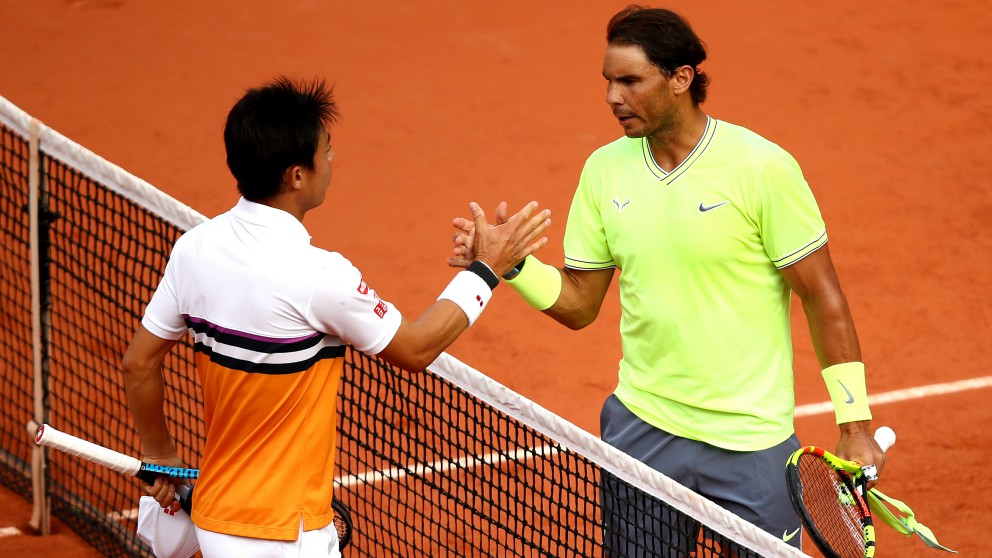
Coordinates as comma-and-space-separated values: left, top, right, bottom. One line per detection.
123, 76, 550, 557
450, 6, 887, 555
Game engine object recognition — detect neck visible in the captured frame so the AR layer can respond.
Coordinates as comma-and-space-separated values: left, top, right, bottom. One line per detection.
646, 106, 708, 172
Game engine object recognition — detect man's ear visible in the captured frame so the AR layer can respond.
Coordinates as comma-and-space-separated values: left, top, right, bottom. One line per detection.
671, 65, 695, 96
282, 165, 304, 191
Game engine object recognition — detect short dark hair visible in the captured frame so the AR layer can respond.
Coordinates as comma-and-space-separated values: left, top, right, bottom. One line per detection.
223, 76, 338, 201
607, 6, 710, 105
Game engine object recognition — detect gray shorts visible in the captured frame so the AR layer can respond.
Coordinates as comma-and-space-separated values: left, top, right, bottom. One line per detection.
599, 394, 802, 557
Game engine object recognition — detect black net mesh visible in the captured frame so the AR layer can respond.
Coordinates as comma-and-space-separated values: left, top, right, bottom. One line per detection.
336, 351, 771, 558
42, 158, 204, 557
0, 122, 34, 500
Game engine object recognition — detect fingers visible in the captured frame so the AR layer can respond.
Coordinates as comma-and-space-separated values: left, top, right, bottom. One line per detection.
451, 217, 474, 236
459, 201, 551, 275
143, 476, 184, 511
144, 476, 173, 507
505, 200, 539, 222
495, 201, 509, 225
517, 237, 550, 261
446, 256, 473, 268
514, 205, 553, 244
469, 202, 487, 227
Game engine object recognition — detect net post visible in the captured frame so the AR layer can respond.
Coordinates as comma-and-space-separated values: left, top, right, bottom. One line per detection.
28, 116, 51, 536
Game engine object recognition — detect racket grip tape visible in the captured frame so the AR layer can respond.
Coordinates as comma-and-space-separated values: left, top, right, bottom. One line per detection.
33, 423, 143, 477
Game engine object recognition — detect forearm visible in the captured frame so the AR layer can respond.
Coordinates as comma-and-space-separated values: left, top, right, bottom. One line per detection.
544, 268, 606, 330
505, 256, 613, 330
378, 301, 468, 371
121, 326, 179, 459
801, 288, 861, 368
123, 363, 175, 459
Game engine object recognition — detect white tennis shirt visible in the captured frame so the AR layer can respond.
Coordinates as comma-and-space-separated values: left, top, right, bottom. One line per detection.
140, 197, 402, 539
143, 196, 402, 357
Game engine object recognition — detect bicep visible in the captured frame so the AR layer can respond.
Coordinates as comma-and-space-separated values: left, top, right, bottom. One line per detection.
123, 325, 180, 374
778, 244, 842, 303
779, 244, 861, 365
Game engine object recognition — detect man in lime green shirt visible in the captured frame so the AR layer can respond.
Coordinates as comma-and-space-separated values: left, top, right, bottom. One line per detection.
449, 6, 887, 555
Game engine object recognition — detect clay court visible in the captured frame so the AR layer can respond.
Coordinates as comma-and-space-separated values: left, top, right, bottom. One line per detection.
1, 1, 989, 556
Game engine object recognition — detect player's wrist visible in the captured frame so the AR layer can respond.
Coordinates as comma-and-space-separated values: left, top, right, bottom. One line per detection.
467, 260, 499, 290
438, 261, 499, 327
822, 362, 872, 424
504, 255, 561, 311
501, 257, 526, 280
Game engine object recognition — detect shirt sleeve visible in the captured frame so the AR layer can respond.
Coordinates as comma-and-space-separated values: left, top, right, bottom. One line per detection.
306, 254, 402, 355
563, 157, 616, 270
755, 149, 828, 268
141, 250, 188, 341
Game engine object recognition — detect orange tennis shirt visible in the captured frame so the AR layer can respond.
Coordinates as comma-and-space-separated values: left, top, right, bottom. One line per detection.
141, 198, 402, 540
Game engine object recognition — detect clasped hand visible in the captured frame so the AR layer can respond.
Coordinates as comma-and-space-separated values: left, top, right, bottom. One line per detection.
448, 201, 550, 277
448, 201, 551, 277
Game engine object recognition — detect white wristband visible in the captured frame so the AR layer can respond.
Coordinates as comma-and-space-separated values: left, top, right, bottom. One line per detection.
438, 270, 493, 327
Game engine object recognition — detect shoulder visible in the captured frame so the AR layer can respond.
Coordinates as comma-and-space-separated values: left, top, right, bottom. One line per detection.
712, 120, 799, 169
307, 247, 352, 270
303, 247, 362, 284
168, 211, 236, 262
585, 136, 641, 168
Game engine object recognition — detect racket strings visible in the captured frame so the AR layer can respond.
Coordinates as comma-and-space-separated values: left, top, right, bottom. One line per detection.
797, 455, 868, 558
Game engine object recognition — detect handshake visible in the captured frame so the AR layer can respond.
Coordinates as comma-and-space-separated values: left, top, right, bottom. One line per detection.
446, 200, 551, 279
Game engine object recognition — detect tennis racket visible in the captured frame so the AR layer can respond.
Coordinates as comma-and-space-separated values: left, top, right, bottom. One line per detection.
785, 426, 896, 558
32, 422, 353, 549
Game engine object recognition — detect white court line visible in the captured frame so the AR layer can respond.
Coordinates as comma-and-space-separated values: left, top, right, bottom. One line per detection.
0, 526, 22, 538
337, 376, 992, 487
337, 444, 558, 487
796, 375, 992, 417
105, 376, 992, 517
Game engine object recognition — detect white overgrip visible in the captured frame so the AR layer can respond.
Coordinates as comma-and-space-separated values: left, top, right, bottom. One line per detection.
34, 423, 142, 477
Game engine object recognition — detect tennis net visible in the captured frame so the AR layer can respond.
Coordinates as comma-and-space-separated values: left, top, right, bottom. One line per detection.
0, 93, 805, 557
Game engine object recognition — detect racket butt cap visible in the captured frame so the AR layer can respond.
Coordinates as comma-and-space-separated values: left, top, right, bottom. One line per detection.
26, 420, 41, 443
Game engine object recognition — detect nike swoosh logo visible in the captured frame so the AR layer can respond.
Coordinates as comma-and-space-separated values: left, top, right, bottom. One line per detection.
698, 201, 729, 212
783, 527, 801, 542
837, 380, 855, 404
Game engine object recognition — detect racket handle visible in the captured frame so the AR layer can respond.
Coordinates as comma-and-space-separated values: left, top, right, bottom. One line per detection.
874, 426, 896, 452
34, 423, 143, 477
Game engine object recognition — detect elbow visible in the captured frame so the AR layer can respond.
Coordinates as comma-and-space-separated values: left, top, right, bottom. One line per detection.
552, 305, 599, 331
121, 346, 141, 381
390, 354, 437, 373
562, 316, 595, 331
380, 345, 442, 373
405, 349, 441, 372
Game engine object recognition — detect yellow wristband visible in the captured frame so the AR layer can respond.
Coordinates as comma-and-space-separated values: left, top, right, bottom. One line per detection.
504, 255, 562, 311
821, 362, 872, 424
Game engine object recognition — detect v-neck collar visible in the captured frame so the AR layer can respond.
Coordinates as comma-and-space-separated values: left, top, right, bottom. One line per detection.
641, 116, 718, 185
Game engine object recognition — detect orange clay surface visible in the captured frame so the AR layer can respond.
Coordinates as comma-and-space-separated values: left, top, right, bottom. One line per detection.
2, 1, 990, 556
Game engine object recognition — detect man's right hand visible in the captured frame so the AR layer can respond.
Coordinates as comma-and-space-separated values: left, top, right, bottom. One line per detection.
458, 201, 550, 277
141, 453, 189, 513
